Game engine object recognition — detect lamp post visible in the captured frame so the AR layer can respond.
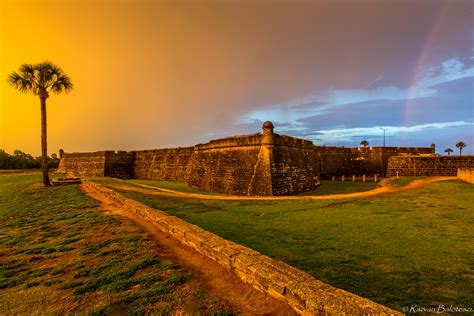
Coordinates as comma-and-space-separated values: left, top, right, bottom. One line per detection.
380, 127, 386, 147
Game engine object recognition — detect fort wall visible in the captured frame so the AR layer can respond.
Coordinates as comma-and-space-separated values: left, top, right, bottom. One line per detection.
187, 134, 265, 195
134, 147, 194, 182
315, 147, 363, 177
313, 145, 435, 177
57, 151, 107, 177
105, 151, 135, 179
272, 135, 320, 195
59, 123, 322, 195
386, 156, 474, 176
457, 168, 474, 184
59, 122, 448, 195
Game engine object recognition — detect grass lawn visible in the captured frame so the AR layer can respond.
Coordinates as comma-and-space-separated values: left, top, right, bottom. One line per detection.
390, 176, 429, 187
128, 179, 217, 195
0, 173, 231, 315
99, 178, 474, 312
93, 178, 378, 196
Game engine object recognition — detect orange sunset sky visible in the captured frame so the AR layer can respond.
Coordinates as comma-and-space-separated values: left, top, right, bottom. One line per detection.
1, 0, 473, 156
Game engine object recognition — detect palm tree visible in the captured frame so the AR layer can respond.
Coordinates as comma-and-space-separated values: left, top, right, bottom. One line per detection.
444, 148, 453, 156
456, 142, 466, 156
8, 62, 73, 186
360, 140, 369, 148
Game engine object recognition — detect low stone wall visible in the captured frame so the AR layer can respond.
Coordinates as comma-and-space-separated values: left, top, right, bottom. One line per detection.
386, 156, 474, 176
457, 168, 474, 184
82, 180, 400, 315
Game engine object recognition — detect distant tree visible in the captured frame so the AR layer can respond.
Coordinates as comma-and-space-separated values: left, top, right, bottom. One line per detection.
456, 142, 466, 156
48, 153, 60, 168
0, 149, 60, 170
360, 140, 369, 148
444, 148, 453, 156
12, 150, 39, 169
8, 61, 73, 186
0, 150, 13, 169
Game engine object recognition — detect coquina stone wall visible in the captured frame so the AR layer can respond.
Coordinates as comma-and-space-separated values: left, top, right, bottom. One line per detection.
457, 168, 474, 184
315, 145, 435, 178
57, 151, 107, 177
315, 147, 362, 178
105, 151, 135, 179
386, 156, 474, 176
186, 134, 266, 195
59, 122, 321, 196
272, 135, 320, 195
59, 122, 442, 195
134, 147, 194, 182
186, 123, 321, 195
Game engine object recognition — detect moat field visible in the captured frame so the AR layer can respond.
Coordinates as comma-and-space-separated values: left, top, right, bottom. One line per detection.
0, 174, 236, 315
95, 177, 474, 312
1, 173, 473, 313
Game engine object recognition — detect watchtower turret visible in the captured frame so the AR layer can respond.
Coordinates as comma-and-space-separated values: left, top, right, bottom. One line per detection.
262, 121, 275, 146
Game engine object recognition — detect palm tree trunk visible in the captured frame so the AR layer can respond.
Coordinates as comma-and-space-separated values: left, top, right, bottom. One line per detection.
40, 97, 51, 187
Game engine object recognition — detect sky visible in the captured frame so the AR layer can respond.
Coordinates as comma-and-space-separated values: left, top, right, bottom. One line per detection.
0, 0, 473, 156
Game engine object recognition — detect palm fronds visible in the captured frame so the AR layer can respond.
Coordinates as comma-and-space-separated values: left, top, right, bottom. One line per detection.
7, 61, 73, 97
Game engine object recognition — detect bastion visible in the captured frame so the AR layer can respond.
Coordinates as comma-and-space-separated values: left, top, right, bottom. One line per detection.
58, 122, 320, 196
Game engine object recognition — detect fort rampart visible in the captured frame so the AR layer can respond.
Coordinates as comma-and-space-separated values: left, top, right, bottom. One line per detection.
59, 122, 321, 195
59, 121, 448, 195
386, 156, 474, 176
315, 145, 435, 178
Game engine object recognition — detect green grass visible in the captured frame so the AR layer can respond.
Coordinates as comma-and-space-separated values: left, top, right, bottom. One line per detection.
130, 179, 218, 195
95, 177, 378, 196
299, 180, 377, 195
100, 178, 474, 312
91, 177, 217, 195
390, 176, 431, 187
0, 173, 232, 315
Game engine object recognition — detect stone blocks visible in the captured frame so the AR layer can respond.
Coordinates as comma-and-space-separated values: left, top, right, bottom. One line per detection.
457, 168, 474, 184
386, 156, 474, 177
59, 124, 321, 196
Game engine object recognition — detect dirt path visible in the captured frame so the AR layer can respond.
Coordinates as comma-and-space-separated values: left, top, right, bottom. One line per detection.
112, 176, 457, 201
81, 184, 296, 315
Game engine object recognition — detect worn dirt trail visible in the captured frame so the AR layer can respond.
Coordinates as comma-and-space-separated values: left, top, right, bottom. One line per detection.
113, 176, 456, 201
81, 184, 296, 316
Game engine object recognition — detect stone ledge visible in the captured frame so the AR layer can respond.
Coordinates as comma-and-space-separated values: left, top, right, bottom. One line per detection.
82, 180, 401, 315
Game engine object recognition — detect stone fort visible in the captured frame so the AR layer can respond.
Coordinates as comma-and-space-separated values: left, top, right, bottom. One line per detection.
58, 121, 473, 195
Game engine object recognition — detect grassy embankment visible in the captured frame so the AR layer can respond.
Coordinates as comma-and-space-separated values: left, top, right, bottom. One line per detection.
97, 177, 474, 312
300, 180, 377, 195
128, 179, 217, 195
0, 173, 231, 315
390, 176, 429, 187
111, 178, 378, 196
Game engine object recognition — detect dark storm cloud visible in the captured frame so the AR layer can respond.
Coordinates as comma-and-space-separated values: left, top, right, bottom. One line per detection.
2, 0, 472, 154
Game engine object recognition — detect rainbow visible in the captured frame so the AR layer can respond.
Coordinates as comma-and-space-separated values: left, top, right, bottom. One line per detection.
403, 1, 450, 127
